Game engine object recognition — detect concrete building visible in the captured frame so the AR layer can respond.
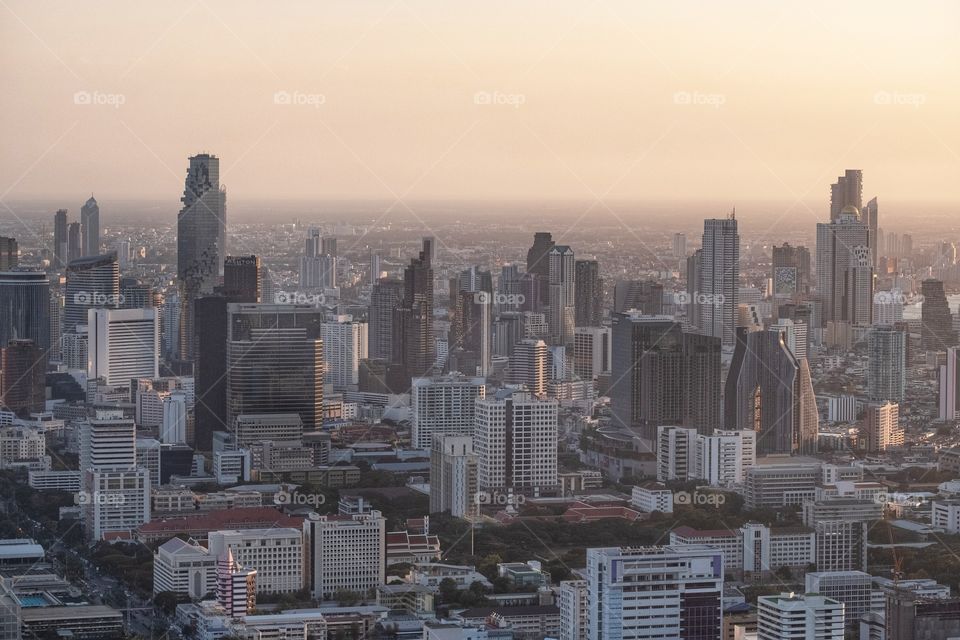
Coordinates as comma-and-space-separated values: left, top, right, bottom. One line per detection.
932, 499, 960, 533
153, 537, 217, 599
411, 375, 486, 449
208, 528, 304, 594
863, 402, 903, 452
744, 464, 820, 510
303, 511, 386, 600
757, 592, 844, 640
321, 316, 368, 390
558, 579, 589, 640
805, 571, 882, 631
430, 434, 477, 518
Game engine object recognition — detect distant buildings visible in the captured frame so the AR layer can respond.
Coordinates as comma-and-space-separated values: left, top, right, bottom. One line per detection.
547, 245, 576, 346
392, 238, 436, 383
699, 216, 739, 346
939, 347, 960, 421
921, 279, 957, 351
80, 196, 100, 257
574, 259, 602, 327
816, 207, 873, 327
321, 316, 368, 390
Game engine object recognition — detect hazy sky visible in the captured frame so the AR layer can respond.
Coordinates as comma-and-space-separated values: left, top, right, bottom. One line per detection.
2, 1, 958, 208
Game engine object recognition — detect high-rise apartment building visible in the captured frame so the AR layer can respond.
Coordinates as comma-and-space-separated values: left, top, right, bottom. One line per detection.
303, 511, 386, 600
475, 390, 558, 497
863, 402, 902, 452
369, 278, 404, 361
80, 196, 100, 257
700, 216, 739, 346
87, 308, 159, 386
547, 245, 576, 346
804, 571, 880, 632
507, 338, 548, 396
429, 434, 477, 517
725, 327, 818, 455
392, 238, 435, 383
177, 153, 226, 361
829, 169, 863, 221
321, 316, 368, 390
449, 267, 493, 376
867, 327, 906, 402
572, 326, 610, 382
410, 374, 486, 449
610, 313, 721, 440
587, 545, 723, 640
939, 347, 960, 421
862, 197, 879, 266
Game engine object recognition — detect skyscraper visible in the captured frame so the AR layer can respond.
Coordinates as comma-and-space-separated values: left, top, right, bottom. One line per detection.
507, 338, 548, 396
829, 169, 863, 221
725, 327, 818, 455
921, 279, 957, 351
574, 259, 602, 327
320, 315, 368, 390
526, 231, 554, 311
0, 271, 50, 352
449, 267, 493, 376
430, 435, 476, 517
64, 252, 120, 334
939, 347, 960, 421
411, 374, 486, 449
299, 228, 336, 289
610, 313, 721, 440
816, 209, 872, 326
392, 238, 435, 383
368, 278, 403, 361
685, 249, 702, 329
771, 243, 811, 299
547, 245, 576, 345
862, 196, 879, 266
53, 209, 68, 271
700, 216, 739, 346
177, 153, 227, 361
80, 196, 100, 257
867, 326, 906, 403
0, 340, 45, 416
67, 221, 81, 263
222, 255, 262, 302
0, 237, 18, 270
225, 303, 324, 432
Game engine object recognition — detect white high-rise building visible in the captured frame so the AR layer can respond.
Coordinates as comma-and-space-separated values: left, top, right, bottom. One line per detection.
507, 338, 548, 396
474, 391, 558, 497
429, 435, 476, 518
208, 528, 304, 594
558, 579, 589, 640
320, 316, 368, 390
303, 510, 385, 600
757, 592, 844, 640
657, 425, 697, 482
700, 216, 739, 346
160, 392, 187, 444
695, 429, 756, 486
572, 326, 610, 382
87, 307, 159, 386
939, 347, 960, 421
873, 291, 904, 326
410, 375, 486, 450
586, 545, 724, 640
79, 416, 137, 471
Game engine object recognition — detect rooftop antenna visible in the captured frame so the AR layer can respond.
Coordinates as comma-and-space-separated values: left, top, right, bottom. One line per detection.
729, 206, 736, 220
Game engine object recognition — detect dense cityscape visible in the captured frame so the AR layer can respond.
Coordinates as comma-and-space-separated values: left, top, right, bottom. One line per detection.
2, 3, 960, 640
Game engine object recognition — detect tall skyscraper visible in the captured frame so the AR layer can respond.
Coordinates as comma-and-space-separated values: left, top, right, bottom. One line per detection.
299, 228, 336, 289
672, 232, 687, 258
177, 153, 226, 361
474, 390, 558, 497
87, 308, 160, 386
526, 231, 554, 311
547, 245, 576, 345
0, 237, 18, 270
725, 327, 818, 455
507, 338, 548, 396
320, 315, 368, 390
222, 255, 262, 302
587, 545, 724, 640
410, 374, 486, 449
80, 196, 100, 257
700, 216, 739, 346
369, 251, 382, 285
816, 209, 872, 326
67, 221, 82, 263
368, 278, 403, 361
574, 259, 602, 327
685, 249, 702, 329
771, 243, 811, 299
862, 196, 879, 266
867, 326, 906, 403
64, 252, 120, 334
864, 402, 903, 452
939, 347, 960, 421
610, 313, 721, 440
921, 279, 957, 351
53, 209, 68, 271
829, 169, 863, 221
0, 340, 45, 416
392, 238, 435, 383
449, 267, 493, 376
613, 280, 663, 314
0, 271, 50, 352
225, 303, 324, 432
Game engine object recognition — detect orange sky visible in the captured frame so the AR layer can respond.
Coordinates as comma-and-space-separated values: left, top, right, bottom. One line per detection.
1, 1, 958, 206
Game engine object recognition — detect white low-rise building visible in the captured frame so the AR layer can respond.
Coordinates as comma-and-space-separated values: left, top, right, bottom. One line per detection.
630, 483, 674, 513
154, 537, 217, 599
932, 499, 960, 534
208, 528, 305, 595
